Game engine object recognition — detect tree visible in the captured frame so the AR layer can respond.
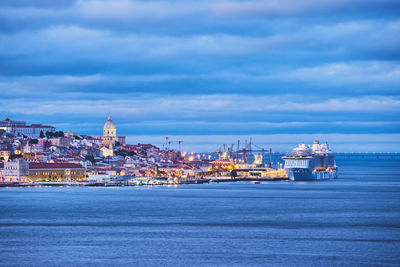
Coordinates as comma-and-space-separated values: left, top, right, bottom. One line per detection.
114, 150, 136, 157
231, 170, 238, 179
46, 131, 64, 138
55, 131, 64, 138
39, 130, 45, 138
85, 155, 96, 164
9, 154, 23, 160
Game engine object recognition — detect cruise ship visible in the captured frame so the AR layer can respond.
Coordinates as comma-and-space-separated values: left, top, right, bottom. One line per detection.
282, 140, 338, 181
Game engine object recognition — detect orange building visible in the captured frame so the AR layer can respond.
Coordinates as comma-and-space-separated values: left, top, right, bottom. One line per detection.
29, 163, 86, 182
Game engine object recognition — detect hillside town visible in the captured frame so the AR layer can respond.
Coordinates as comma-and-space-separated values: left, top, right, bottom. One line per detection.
0, 117, 287, 186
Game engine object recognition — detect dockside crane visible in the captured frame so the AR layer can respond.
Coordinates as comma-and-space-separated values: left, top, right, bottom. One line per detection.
163, 137, 184, 152
213, 139, 273, 167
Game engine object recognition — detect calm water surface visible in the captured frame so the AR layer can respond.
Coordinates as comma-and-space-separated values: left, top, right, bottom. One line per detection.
1, 157, 400, 266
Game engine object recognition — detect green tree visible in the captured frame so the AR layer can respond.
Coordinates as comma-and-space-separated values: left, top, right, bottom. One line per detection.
114, 150, 136, 157
231, 170, 238, 179
9, 154, 23, 160
85, 155, 96, 164
55, 131, 64, 137
40, 130, 45, 138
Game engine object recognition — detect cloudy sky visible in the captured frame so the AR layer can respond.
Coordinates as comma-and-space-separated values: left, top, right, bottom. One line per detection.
0, 0, 399, 152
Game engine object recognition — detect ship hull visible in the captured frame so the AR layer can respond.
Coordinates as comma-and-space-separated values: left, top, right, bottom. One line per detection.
288, 168, 337, 181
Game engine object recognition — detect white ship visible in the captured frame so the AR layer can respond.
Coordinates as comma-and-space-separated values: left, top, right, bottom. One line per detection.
282, 140, 338, 181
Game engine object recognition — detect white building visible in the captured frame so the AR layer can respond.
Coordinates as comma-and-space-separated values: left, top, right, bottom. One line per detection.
0, 118, 55, 138
24, 144, 44, 153
100, 146, 113, 157
4, 159, 29, 183
94, 116, 125, 145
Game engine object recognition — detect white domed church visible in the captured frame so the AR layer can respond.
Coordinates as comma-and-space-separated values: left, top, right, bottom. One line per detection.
103, 115, 117, 137
95, 115, 126, 147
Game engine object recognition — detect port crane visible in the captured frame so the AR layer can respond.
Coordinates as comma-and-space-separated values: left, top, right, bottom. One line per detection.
213, 138, 273, 167
163, 137, 184, 152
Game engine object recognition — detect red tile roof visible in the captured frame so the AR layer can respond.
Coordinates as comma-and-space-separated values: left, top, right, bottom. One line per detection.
12, 125, 54, 128
29, 163, 84, 169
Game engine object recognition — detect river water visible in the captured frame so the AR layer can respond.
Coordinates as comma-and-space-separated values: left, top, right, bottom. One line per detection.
1, 157, 399, 266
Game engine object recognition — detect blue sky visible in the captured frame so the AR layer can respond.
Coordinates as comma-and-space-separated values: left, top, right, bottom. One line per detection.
0, 0, 399, 152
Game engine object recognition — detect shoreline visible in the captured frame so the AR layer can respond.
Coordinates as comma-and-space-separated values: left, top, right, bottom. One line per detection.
0, 177, 288, 188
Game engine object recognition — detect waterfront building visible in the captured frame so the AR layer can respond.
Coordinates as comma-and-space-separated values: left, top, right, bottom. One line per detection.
87, 173, 111, 183
211, 159, 233, 168
4, 159, 29, 183
0, 162, 4, 182
28, 163, 86, 182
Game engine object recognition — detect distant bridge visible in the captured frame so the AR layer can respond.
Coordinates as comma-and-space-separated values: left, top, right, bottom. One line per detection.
270, 153, 400, 158
335, 153, 400, 158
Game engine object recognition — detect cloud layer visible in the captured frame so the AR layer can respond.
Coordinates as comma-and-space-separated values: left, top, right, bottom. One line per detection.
0, 0, 399, 151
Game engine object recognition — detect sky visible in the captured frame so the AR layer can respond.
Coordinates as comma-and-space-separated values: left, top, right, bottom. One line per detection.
0, 0, 399, 152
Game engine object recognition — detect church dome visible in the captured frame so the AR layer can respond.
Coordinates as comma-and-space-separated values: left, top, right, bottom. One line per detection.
103, 115, 116, 137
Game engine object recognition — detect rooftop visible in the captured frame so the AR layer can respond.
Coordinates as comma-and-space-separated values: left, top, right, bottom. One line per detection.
29, 163, 84, 169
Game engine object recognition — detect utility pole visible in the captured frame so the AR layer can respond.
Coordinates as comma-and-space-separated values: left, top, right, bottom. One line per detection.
244, 140, 247, 164
269, 148, 272, 168
178, 141, 183, 152
249, 137, 252, 154
262, 148, 265, 167
165, 136, 171, 151
237, 140, 240, 164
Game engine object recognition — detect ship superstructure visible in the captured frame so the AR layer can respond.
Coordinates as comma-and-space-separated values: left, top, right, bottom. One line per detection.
282, 140, 338, 181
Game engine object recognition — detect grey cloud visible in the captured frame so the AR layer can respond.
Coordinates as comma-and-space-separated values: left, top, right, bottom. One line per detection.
0, 0, 399, 149
0, 0, 399, 33
211, 0, 400, 17
0, 0, 76, 8
1, 19, 399, 78
1, 60, 399, 98
1, 94, 398, 116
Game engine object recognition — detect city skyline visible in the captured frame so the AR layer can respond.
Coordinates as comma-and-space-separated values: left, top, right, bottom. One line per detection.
0, 0, 399, 152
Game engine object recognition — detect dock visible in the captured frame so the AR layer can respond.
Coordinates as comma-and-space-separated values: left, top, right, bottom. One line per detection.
210, 177, 288, 183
